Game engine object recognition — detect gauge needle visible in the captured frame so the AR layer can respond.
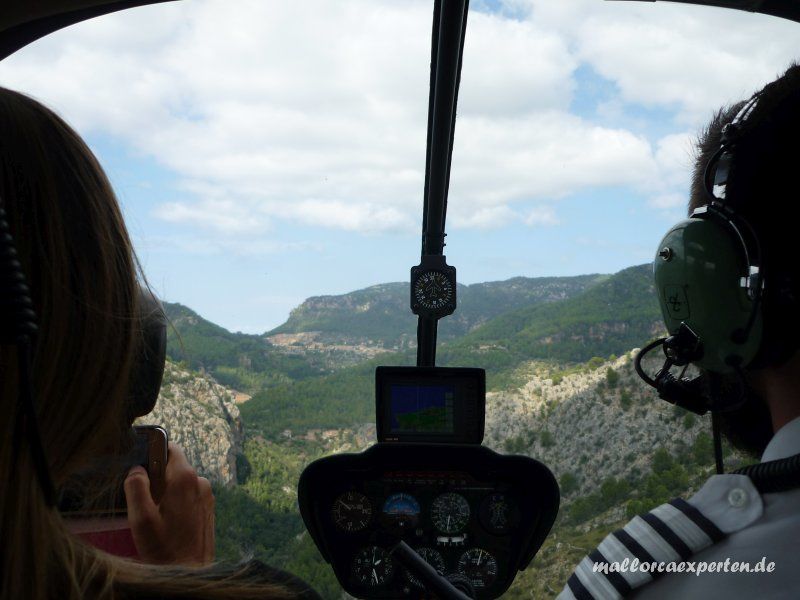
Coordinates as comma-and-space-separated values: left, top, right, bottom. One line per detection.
372, 569, 378, 584
477, 551, 483, 565
447, 515, 451, 529
339, 502, 351, 510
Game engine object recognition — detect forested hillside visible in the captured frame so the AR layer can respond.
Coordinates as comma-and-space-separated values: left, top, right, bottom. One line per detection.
269, 273, 605, 347
239, 264, 660, 438
163, 272, 608, 394
164, 303, 325, 391
438, 264, 662, 370
150, 262, 738, 599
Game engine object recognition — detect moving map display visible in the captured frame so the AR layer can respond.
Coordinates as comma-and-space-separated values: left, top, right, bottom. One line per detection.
389, 384, 455, 433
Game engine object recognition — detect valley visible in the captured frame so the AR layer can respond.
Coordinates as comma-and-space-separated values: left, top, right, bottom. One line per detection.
150, 263, 750, 598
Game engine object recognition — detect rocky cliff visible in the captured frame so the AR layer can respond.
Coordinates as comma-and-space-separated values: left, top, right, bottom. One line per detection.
483, 351, 709, 498
136, 361, 244, 486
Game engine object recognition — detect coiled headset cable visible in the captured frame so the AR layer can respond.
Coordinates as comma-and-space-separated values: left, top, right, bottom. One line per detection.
733, 453, 800, 494
0, 199, 56, 506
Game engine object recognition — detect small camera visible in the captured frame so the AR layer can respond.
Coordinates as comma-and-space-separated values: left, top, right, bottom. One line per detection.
375, 366, 485, 444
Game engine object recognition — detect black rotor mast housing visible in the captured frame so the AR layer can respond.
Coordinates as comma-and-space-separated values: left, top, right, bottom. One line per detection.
412, 0, 469, 367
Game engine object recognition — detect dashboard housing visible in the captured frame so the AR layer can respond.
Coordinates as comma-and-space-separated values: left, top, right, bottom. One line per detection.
298, 443, 559, 599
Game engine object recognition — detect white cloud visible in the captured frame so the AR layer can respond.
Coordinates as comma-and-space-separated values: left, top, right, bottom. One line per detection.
450, 205, 518, 229
525, 205, 559, 227
154, 198, 268, 234
1, 0, 797, 239
525, 0, 799, 124
141, 234, 321, 258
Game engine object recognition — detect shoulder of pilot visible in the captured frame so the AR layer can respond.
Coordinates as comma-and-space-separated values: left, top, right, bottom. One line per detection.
556, 473, 766, 600
683, 472, 764, 534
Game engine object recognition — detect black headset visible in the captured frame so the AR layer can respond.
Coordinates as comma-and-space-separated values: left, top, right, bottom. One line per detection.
0, 199, 167, 506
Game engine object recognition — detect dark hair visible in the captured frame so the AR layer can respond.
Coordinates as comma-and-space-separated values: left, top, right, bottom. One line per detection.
689, 64, 800, 455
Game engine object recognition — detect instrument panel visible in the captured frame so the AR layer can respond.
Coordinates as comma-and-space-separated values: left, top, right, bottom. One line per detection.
298, 444, 559, 599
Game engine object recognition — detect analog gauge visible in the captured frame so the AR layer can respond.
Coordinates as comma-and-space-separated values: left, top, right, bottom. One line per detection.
457, 548, 498, 589
479, 493, 517, 535
332, 491, 372, 532
405, 547, 446, 588
431, 492, 470, 533
413, 271, 454, 311
352, 546, 393, 587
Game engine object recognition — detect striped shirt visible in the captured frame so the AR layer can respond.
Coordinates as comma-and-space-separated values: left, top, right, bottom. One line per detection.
558, 416, 800, 599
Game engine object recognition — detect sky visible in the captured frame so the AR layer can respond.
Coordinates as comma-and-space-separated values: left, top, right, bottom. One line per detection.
0, 0, 798, 333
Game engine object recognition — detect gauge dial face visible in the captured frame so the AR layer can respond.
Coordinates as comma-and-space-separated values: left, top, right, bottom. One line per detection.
479, 493, 515, 535
413, 270, 454, 311
383, 493, 421, 517
457, 548, 498, 589
332, 491, 372, 532
406, 547, 446, 588
352, 546, 393, 587
431, 492, 470, 533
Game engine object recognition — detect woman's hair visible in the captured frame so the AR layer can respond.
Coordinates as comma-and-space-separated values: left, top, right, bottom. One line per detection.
0, 88, 296, 599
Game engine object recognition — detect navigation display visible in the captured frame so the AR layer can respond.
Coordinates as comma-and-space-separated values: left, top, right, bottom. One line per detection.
390, 384, 455, 433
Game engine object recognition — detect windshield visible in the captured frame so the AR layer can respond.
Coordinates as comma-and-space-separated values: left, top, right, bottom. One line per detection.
2, 0, 797, 597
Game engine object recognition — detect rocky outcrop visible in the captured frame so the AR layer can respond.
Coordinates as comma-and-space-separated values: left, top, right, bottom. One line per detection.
483, 352, 709, 498
136, 361, 244, 486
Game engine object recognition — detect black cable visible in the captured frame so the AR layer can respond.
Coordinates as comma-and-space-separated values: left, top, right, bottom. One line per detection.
734, 453, 800, 494
0, 200, 57, 506
634, 337, 667, 388
711, 412, 725, 475
16, 338, 57, 505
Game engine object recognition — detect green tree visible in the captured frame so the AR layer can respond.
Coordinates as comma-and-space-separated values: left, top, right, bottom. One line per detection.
605, 368, 620, 389
540, 430, 556, 448
560, 472, 579, 496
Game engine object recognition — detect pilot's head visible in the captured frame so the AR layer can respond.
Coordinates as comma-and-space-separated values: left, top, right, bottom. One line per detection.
686, 63, 800, 455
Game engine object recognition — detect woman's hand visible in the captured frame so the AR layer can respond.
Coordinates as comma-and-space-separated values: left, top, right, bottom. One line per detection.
124, 442, 215, 565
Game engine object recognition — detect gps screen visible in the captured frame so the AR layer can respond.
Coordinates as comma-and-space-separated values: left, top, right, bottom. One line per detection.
389, 384, 455, 433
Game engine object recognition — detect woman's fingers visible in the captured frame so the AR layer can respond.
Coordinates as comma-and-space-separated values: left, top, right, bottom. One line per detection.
125, 465, 162, 558
124, 466, 158, 526
126, 443, 215, 565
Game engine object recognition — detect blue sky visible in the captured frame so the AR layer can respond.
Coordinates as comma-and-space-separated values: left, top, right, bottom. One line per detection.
1, 0, 797, 333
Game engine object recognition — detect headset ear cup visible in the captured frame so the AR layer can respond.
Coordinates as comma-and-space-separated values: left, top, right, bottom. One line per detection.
127, 285, 167, 420
653, 216, 763, 373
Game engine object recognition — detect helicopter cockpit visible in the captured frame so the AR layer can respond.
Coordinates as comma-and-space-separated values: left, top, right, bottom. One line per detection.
2, 1, 800, 599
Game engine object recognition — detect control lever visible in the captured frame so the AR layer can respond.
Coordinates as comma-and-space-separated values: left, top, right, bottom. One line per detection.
391, 540, 475, 599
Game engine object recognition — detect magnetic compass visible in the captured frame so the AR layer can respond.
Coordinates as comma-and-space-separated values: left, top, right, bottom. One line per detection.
410, 255, 457, 318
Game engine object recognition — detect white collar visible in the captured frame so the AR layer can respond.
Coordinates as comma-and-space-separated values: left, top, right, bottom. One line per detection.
761, 415, 800, 462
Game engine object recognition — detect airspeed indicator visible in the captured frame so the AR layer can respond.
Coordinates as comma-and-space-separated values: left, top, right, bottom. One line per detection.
431, 492, 470, 533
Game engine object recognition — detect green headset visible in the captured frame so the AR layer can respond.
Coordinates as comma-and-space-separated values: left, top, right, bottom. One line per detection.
635, 94, 767, 414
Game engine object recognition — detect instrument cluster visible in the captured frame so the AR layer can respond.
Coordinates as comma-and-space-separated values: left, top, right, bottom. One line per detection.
298, 443, 559, 600
327, 470, 520, 596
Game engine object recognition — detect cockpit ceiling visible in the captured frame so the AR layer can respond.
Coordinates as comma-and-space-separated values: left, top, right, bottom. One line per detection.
634, 0, 800, 22
0, 1, 175, 61
1, 0, 798, 62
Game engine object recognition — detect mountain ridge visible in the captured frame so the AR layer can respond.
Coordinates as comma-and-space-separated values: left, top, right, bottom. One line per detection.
267, 273, 607, 347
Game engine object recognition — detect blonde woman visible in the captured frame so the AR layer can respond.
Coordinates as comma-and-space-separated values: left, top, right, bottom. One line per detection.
0, 87, 319, 600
